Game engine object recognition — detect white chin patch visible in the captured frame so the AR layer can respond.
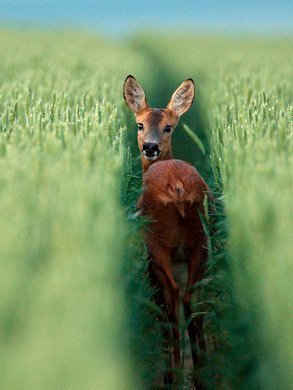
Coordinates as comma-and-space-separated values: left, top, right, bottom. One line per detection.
143, 151, 160, 161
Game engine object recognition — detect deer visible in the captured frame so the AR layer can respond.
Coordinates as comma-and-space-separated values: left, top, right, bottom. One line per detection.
123, 75, 210, 386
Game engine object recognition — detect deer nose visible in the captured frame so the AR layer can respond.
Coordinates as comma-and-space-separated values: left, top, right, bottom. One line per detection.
142, 142, 160, 156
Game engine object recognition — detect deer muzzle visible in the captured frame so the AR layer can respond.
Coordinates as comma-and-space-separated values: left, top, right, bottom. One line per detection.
142, 142, 161, 160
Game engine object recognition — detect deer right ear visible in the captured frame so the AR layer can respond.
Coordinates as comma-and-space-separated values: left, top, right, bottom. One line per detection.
167, 79, 195, 117
123, 75, 148, 114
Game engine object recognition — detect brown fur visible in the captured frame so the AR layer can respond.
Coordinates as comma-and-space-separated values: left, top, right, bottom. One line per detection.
123, 76, 195, 173
136, 107, 177, 172
123, 75, 208, 386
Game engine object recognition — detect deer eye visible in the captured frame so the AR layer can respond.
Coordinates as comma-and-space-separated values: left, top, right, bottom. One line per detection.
164, 126, 172, 134
137, 123, 144, 131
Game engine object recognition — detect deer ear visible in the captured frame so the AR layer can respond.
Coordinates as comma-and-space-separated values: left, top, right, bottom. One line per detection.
123, 75, 148, 114
167, 79, 195, 117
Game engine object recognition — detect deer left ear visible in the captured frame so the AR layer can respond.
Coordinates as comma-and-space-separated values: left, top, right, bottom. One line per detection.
167, 79, 195, 117
123, 75, 148, 114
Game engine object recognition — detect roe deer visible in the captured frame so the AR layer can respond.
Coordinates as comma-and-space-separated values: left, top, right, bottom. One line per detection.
123, 75, 210, 386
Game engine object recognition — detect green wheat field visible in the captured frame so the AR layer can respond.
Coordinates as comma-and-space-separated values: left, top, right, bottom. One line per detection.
0, 30, 292, 389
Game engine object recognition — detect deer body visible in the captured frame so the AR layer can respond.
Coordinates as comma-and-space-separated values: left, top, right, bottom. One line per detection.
124, 75, 209, 385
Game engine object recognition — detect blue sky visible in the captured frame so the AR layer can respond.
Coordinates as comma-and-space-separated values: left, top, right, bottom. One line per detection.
0, 0, 292, 36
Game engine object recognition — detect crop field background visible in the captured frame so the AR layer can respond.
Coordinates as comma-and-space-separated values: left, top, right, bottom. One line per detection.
0, 31, 161, 389
0, 11, 292, 390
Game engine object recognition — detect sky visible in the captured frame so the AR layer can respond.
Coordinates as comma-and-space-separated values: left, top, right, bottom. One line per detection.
0, 0, 292, 36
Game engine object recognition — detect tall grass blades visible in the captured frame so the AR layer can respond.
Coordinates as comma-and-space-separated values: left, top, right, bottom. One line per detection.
128, 34, 292, 388
210, 67, 292, 389
0, 30, 161, 389
1, 29, 292, 389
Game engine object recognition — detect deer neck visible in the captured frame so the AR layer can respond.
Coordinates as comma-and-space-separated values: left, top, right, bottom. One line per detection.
142, 149, 173, 174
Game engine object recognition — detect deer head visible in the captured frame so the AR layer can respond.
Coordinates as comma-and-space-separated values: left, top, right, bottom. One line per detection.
123, 75, 195, 172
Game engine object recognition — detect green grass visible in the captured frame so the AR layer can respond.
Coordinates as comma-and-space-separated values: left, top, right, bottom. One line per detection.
0, 30, 164, 389
0, 29, 292, 389
210, 61, 292, 389
132, 33, 292, 388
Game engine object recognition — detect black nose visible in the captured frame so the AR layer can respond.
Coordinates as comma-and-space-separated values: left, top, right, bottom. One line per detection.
143, 142, 159, 156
